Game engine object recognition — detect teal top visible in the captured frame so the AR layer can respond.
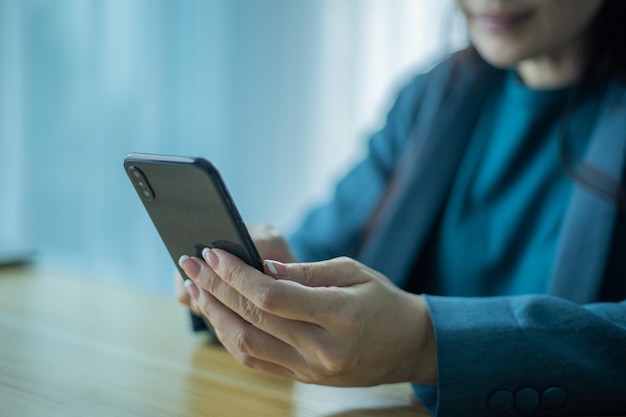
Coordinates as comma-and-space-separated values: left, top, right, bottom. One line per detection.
428, 71, 603, 296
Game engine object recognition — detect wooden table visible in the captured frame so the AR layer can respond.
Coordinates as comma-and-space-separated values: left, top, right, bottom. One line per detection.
0, 266, 428, 417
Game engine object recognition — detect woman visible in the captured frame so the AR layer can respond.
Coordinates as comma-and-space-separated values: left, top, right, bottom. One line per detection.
177, 1, 626, 415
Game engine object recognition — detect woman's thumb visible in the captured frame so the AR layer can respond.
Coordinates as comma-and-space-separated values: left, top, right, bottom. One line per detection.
263, 257, 366, 288
263, 259, 330, 287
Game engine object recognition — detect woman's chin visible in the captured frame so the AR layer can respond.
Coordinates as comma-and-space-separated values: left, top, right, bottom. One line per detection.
473, 45, 522, 69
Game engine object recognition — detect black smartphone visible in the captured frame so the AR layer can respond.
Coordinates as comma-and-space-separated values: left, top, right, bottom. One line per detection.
124, 153, 263, 280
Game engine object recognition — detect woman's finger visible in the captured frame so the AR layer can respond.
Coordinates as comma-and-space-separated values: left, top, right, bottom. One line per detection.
173, 269, 202, 315
202, 249, 363, 324
217, 334, 299, 380
194, 286, 315, 372
184, 251, 338, 326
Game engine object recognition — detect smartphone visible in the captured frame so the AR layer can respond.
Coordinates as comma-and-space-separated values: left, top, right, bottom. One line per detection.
123, 153, 263, 280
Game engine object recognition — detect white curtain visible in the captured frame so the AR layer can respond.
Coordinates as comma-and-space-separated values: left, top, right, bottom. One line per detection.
0, 0, 465, 293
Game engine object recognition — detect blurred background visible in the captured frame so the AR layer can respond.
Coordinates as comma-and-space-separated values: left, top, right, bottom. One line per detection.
0, 0, 466, 294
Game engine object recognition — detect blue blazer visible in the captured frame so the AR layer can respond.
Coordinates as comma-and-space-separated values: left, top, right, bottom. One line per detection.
289, 49, 626, 416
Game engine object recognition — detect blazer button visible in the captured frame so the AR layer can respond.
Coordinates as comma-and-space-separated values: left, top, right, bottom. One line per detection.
515, 387, 540, 411
542, 387, 567, 408
488, 390, 514, 413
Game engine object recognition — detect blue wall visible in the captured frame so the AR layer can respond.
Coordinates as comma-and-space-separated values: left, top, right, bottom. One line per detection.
0, 0, 457, 292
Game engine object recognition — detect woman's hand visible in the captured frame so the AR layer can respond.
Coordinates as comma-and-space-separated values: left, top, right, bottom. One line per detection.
179, 248, 438, 387
248, 224, 298, 264
174, 224, 296, 314
174, 269, 202, 316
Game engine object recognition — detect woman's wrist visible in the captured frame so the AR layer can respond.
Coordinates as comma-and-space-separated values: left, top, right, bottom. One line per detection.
409, 294, 439, 386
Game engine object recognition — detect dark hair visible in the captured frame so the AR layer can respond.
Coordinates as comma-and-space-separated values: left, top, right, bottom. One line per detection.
588, 0, 626, 78
560, 0, 626, 208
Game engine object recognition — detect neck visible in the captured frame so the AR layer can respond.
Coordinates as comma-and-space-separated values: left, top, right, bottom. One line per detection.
516, 34, 589, 89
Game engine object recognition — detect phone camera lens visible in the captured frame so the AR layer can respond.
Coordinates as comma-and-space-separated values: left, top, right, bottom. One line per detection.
128, 166, 155, 200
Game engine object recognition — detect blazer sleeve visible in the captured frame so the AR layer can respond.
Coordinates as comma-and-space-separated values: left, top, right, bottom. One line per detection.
413, 294, 626, 417
288, 72, 429, 262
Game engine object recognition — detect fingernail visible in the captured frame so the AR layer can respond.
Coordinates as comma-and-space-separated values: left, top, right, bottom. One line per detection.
184, 279, 199, 299
202, 247, 219, 268
178, 255, 189, 268
178, 255, 200, 279
264, 260, 289, 278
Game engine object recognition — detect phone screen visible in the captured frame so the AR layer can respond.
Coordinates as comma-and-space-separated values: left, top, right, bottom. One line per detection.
124, 154, 263, 278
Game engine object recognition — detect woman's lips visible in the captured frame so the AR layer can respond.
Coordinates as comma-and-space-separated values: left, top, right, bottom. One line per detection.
474, 11, 533, 32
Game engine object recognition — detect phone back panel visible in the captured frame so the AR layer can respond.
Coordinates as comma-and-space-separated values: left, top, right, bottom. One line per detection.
124, 154, 263, 279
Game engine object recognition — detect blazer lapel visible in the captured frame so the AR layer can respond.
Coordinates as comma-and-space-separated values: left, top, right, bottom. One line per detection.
359, 56, 502, 288
549, 81, 626, 303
